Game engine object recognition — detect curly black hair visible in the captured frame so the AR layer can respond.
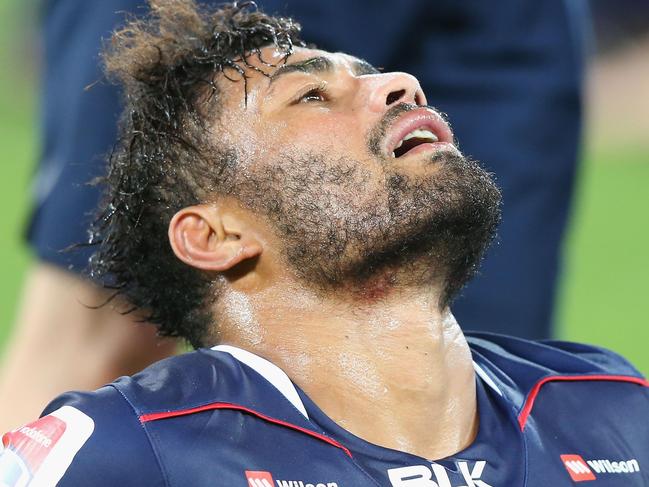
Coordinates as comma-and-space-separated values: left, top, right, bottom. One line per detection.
89, 0, 304, 348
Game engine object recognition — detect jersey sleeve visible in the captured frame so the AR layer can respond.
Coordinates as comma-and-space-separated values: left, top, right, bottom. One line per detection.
0, 386, 166, 487
537, 338, 646, 378
468, 331, 647, 379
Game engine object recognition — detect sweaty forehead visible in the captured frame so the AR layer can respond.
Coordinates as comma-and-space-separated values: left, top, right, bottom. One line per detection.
214, 46, 378, 109
253, 46, 375, 78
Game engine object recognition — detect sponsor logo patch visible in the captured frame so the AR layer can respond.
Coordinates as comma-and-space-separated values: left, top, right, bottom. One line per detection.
246, 470, 275, 487
387, 460, 492, 487
245, 470, 338, 487
561, 453, 641, 482
587, 458, 640, 475
561, 455, 596, 482
0, 406, 94, 487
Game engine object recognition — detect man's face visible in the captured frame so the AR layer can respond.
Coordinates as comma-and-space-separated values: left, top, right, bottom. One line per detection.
210, 47, 501, 304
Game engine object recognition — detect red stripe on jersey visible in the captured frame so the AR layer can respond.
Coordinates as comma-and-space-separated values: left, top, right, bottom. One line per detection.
518, 374, 649, 430
139, 402, 353, 458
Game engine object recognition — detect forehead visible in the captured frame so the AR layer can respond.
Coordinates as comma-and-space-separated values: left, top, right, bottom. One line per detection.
214, 46, 376, 107
248, 46, 371, 78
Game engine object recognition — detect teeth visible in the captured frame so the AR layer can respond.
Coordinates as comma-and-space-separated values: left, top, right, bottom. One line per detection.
391, 128, 439, 158
403, 128, 438, 142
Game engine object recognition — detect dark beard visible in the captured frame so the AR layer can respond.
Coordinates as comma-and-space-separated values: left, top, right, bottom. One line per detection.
228, 114, 502, 308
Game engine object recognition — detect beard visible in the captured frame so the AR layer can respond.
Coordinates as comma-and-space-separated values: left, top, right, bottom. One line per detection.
228, 106, 502, 308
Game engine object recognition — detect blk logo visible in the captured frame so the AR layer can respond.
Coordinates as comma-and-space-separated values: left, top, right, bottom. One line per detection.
388, 460, 492, 487
560, 455, 596, 482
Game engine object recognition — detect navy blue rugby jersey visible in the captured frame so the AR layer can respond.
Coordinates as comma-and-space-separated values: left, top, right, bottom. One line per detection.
1, 332, 648, 486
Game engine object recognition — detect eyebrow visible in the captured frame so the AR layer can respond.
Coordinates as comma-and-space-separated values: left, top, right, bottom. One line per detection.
268, 56, 381, 86
269, 56, 334, 85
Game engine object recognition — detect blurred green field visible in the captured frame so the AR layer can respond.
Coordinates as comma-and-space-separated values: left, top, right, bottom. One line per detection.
0, 2, 648, 375
556, 146, 649, 372
0, 0, 35, 347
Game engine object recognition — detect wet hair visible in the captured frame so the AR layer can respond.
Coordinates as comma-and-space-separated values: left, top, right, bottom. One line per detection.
90, 0, 304, 348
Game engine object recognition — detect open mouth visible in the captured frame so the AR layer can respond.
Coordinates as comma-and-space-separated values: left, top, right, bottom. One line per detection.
384, 108, 454, 160
392, 128, 439, 158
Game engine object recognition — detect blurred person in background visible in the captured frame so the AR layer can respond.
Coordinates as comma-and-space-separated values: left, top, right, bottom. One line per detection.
0, 0, 588, 432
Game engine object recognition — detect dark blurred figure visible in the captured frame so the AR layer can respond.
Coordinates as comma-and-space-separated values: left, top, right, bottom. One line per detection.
0, 0, 588, 431
590, 0, 649, 53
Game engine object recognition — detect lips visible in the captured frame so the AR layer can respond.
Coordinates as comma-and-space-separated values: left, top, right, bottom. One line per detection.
384, 108, 454, 159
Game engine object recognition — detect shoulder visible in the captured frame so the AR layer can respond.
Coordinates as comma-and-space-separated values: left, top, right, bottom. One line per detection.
0, 385, 165, 486
49, 347, 249, 429
0, 349, 239, 487
113, 347, 262, 414
466, 331, 646, 379
466, 332, 649, 430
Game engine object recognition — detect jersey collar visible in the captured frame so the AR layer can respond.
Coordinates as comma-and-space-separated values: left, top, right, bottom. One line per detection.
211, 345, 503, 419
212, 344, 309, 418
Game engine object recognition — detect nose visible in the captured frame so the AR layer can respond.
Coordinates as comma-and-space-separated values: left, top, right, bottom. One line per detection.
362, 72, 427, 113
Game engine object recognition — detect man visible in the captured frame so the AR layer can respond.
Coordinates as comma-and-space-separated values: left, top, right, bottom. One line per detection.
1, 2, 645, 486
1, 0, 587, 432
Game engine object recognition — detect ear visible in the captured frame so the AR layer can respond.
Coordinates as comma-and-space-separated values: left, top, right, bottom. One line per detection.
168, 204, 262, 272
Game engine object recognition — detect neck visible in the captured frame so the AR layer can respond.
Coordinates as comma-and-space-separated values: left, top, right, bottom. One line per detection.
215, 282, 478, 460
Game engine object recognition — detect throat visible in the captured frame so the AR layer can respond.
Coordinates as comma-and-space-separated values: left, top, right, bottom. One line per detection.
304, 343, 478, 459
216, 284, 478, 459
272, 311, 478, 460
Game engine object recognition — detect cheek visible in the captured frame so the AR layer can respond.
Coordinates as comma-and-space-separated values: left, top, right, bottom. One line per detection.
213, 112, 279, 169
278, 112, 367, 157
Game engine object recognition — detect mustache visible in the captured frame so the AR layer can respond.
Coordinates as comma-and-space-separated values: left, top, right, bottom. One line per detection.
366, 103, 450, 159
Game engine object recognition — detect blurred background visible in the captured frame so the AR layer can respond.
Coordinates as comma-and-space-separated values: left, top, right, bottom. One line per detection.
0, 0, 647, 373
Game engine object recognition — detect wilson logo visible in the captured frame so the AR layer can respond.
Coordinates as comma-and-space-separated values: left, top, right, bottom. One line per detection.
388, 460, 492, 486
246, 471, 274, 487
245, 470, 338, 487
561, 454, 641, 482
587, 458, 640, 474
561, 455, 596, 482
